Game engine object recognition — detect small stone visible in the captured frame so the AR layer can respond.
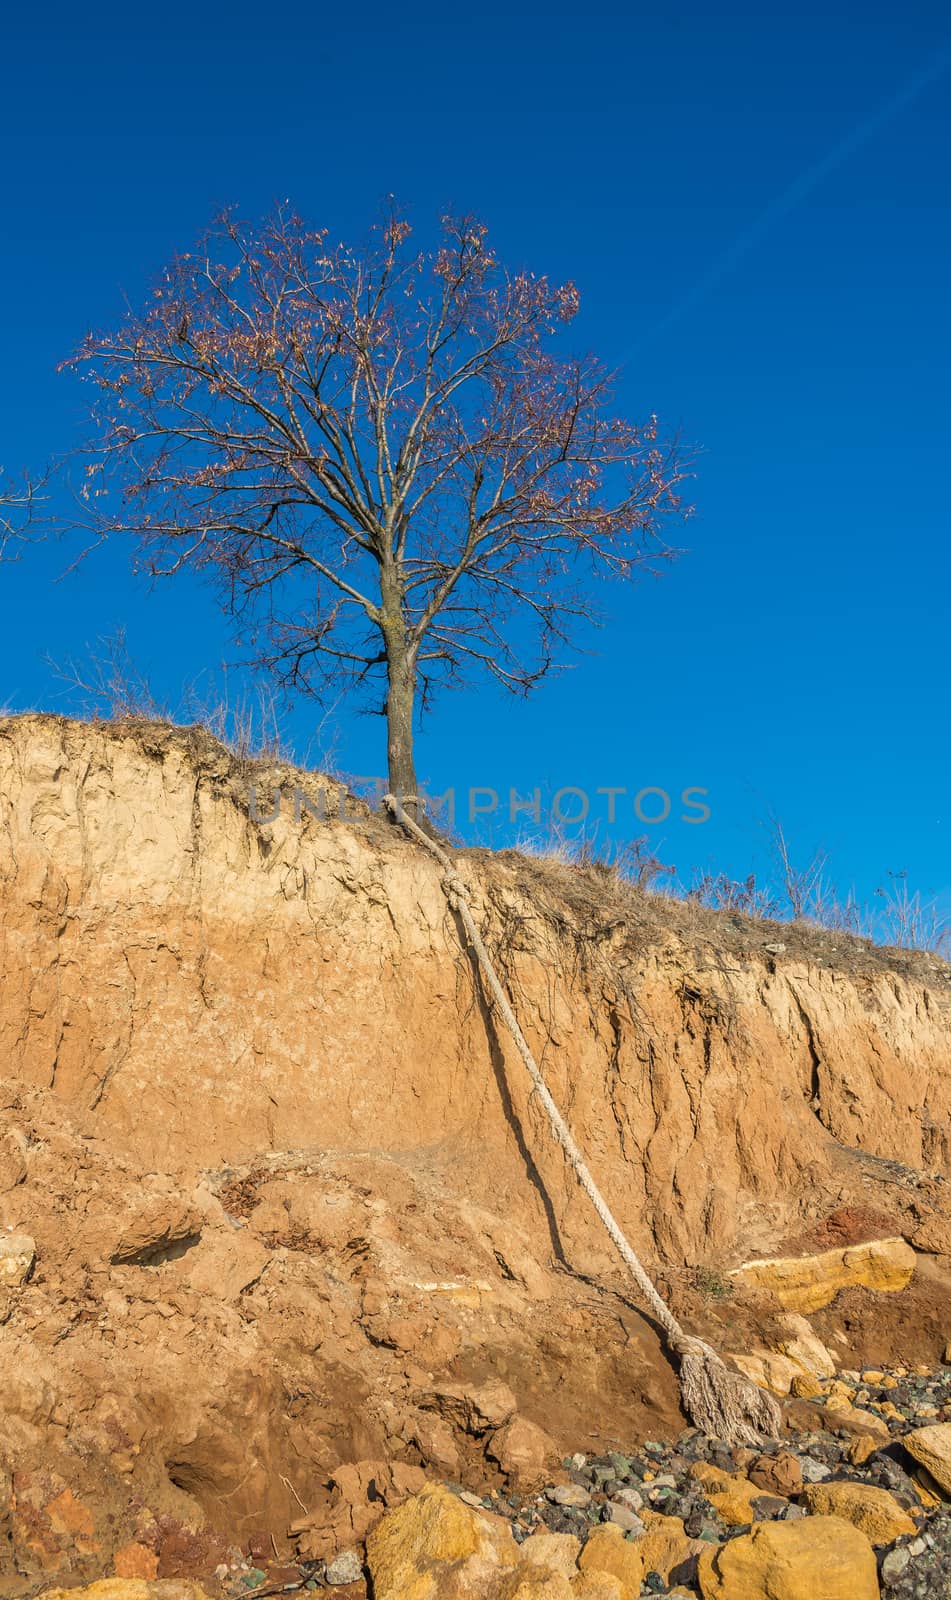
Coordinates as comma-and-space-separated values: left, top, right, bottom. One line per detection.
749, 1495, 787, 1520
796, 1456, 831, 1483
325, 1549, 363, 1585
605, 1503, 643, 1534
611, 1488, 643, 1512
547, 1483, 591, 1508
881, 1546, 911, 1585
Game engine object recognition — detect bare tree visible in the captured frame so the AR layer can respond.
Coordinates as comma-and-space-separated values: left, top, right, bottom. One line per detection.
0, 469, 45, 559
767, 813, 829, 919
64, 206, 691, 808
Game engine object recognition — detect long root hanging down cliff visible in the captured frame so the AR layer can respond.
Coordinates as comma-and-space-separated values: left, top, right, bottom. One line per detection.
384, 793, 783, 1446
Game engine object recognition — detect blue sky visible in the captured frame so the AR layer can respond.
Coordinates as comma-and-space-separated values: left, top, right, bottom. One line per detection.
2, 0, 949, 912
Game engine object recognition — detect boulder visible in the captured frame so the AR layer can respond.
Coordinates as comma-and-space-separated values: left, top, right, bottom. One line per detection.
519, 1532, 582, 1580
633, 1512, 704, 1582
577, 1525, 646, 1600
802, 1480, 917, 1543
38, 1586, 212, 1600
366, 1483, 518, 1600
697, 1516, 879, 1599
486, 1417, 559, 1484
904, 1424, 951, 1496
426, 1379, 517, 1434
747, 1452, 802, 1498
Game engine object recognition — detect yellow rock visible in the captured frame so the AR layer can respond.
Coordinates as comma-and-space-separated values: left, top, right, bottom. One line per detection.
790, 1372, 822, 1399
803, 1481, 917, 1544
633, 1513, 705, 1582
770, 1314, 836, 1377
508, 1575, 573, 1600
697, 1516, 879, 1600
706, 1493, 754, 1529
847, 1435, 881, 1466
727, 1238, 916, 1313
880, 1375, 899, 1389
578, 1525, 645, 1600
691, 1466, 760, 1527
691, 1462, 730, 1488
38, 1588, 211, 1600
367, 1483, 518, 1600
904, 1424, 951, 1497
878, 1401, 901, 1419
911, 1467, 944, 1508
861, 1369, 884, 1383
728, 1351, 804, 1396
519, 1532, 583, 1581
570, 1577, 623, 1600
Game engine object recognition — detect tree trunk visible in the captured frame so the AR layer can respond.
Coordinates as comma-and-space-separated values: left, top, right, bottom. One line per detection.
380, 562, 419, 816
385, 650, 418, 813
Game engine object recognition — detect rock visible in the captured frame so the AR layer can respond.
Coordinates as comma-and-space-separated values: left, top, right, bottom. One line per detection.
904, 1423, 951, 1495
508, 1574, 573, 1600
428, 1380, 518, 1434
326, 1549, 364, 1585
727, 1238, 917, 1313
635, 1513, 704, 1583
0, 1129, 27, 1192
847, 1435, 881, 1466
789, 1372, 823, 1399
802, 1481, 917, 1544
518, 1531, 582, 1579
487, 1418, 559, 1485
547, 1484, 592, 1508
747, 1452, 802, 1497
697, 1515, 879, 1599
366, 1483, 518, 1600
690, 1463, 758, 1525
880, 1546, 911, 1586
727, 1352, 806, 1397
38, 1586, 213, 1599
571, 1579, 624, 1600
769, 1314, 836, 1377
610, 1488, 643, 1512
0, 1228, 35, 1285
413, 1414, 461, 1473
578, 1525, 645, 1600
749, 1495, 787, 1520
605, 1503, 642, 1533
112, 1545, 160, 1580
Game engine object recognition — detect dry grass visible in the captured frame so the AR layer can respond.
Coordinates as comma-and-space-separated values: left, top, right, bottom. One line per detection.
3, 710, 948, 986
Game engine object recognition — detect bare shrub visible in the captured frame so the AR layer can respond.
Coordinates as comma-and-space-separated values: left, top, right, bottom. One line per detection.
46, 628, 290, 762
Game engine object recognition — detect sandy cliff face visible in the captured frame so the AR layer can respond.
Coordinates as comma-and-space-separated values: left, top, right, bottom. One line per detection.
1, 714, 948, 1268
0, 715, 949, 1586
